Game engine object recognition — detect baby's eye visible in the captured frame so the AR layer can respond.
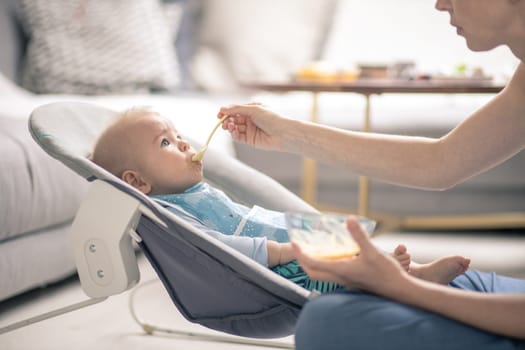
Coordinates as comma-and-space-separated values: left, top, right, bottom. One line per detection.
160, 138, 170, 147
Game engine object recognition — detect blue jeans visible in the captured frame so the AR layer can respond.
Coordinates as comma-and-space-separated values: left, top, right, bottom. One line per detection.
295, 270, 525, 350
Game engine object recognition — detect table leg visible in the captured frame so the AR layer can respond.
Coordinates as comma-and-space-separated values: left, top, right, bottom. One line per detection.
301, 92, 319, 205
358, 94, 372, 216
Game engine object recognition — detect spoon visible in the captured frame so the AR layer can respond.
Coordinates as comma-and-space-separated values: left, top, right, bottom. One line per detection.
192, 115, 229, 162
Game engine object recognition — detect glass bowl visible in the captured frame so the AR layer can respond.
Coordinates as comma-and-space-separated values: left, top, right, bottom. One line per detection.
285, 212, 376, 260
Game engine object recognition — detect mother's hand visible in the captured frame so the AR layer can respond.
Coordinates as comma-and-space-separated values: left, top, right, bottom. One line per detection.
218, 103, 286, 151
293, 216, 409, 296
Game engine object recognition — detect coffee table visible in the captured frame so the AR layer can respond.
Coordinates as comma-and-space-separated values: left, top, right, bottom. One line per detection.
242, 79, 525, 230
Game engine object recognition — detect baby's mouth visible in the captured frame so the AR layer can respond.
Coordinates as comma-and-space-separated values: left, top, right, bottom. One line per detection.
189, 153, 202, 165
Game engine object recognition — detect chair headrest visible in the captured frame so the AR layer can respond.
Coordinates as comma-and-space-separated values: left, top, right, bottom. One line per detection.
29, 101, 119, 181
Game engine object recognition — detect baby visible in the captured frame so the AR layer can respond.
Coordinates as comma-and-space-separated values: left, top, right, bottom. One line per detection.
92, 106, 470, 291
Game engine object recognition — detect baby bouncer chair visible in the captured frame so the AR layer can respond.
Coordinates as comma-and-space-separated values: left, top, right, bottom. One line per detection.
1, 101, 321, 348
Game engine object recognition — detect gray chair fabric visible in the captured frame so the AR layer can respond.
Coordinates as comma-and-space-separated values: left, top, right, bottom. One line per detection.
29, 101, 317, 338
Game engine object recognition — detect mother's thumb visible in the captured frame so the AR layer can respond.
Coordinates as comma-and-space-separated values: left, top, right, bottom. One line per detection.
346, 216, 374, 251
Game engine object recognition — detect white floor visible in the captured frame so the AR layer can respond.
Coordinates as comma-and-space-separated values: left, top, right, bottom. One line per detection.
0, 254, 294, 350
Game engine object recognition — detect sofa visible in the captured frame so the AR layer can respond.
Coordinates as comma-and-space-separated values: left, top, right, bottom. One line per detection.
1, 0, 524, 303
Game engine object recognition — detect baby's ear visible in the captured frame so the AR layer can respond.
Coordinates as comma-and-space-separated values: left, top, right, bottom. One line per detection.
121, 170, 151, 194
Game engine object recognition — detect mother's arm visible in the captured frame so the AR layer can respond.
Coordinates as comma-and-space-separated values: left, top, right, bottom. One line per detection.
293, 217, 525, 339
221, 64, 525, 190
396, 273, 525, 339
280, 64, 525, 189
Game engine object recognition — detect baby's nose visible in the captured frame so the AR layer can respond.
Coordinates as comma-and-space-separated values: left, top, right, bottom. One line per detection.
178, 140, 190, 151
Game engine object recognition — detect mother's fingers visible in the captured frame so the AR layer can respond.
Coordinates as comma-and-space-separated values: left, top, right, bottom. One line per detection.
346, 216, 376, 252
228, 123, 247, 133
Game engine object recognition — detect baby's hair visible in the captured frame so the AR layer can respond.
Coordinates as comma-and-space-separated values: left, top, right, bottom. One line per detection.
92, 105, 159, 177
116, 105, 159, 121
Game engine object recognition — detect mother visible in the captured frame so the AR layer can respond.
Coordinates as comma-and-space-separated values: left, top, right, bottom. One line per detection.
219, 0, 525, 349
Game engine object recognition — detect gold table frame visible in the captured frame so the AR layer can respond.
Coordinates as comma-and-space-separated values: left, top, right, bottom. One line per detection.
243, 79, 525, 230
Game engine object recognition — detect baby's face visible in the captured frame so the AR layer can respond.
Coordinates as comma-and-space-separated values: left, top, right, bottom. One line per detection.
130, 113, 203, 194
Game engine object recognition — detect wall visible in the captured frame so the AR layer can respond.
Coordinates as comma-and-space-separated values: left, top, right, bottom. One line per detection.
322, 0, 519, 82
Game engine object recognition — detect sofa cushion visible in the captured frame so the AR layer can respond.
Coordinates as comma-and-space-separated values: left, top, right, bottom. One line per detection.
18, 0, 181, 94
0, 222, 76, 302
191, 0, 338, 92
0, 72, 32, 97
0, 116, 88, 242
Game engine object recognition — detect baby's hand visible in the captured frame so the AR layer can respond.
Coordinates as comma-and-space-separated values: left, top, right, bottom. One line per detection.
267, 242, 294, 267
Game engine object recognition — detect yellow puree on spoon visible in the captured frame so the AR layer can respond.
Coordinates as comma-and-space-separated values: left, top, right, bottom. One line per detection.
192, 115, 229, 162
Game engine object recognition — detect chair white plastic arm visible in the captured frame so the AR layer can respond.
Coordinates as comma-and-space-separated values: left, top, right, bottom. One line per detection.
72, 180, 143, 298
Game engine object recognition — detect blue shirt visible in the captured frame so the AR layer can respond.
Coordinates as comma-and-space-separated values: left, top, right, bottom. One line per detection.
153, 182, 290, 266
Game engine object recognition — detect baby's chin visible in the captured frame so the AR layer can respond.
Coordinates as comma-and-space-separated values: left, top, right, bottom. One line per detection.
184, 178, 203, 190
194, 166, 204, 179
196, 166, 204, 179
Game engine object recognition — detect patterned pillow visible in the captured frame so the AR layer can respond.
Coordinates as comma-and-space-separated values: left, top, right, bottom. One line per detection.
19, 0, 180, 94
